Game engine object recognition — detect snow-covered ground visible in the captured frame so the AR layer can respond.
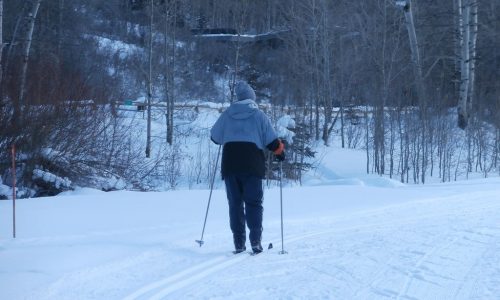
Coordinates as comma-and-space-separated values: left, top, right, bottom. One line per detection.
1, 145, 500, 300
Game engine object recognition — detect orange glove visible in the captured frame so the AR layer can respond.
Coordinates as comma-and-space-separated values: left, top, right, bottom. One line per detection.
274, 140, 285, 155
274, 140, 286, 161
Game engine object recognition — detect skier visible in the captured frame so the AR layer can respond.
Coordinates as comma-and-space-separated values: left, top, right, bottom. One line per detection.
211, 81, 285, 254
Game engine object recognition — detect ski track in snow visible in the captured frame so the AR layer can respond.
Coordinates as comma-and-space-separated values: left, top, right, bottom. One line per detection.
113, 192, 500, 300
122, 254, 247, 300
9, 188, 500, 300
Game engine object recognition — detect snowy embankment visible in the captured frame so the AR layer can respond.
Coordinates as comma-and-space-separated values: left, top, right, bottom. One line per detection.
1, 146, 500, 300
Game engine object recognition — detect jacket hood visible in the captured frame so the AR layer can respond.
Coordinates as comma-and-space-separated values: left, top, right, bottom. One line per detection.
227, 99, 259, 119
234, 81, 256, 101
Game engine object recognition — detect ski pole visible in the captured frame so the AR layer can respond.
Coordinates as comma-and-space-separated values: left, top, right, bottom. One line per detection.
279, 161, 287, 254
196, 145, 221, 247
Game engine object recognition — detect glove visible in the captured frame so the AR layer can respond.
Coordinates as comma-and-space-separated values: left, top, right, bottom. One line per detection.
273, 140, 285, 161
275, 151, 286, 162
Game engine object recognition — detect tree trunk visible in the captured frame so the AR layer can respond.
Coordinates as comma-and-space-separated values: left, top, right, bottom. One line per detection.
165, 2, 175, 145
145, 0, 153, 158
4, 3, 25, 80
397, 1, 429, 183
320, 3, 333, 146
397, 0, 426, 106
365, 105, 370, 174
458, 0, 477, 129
17, 0, 42, 120
0, 0, 4, 102
58, 0, 64, 55
453, 0, 461, 96
495, 128, 499, 173
467, 0, 478, 118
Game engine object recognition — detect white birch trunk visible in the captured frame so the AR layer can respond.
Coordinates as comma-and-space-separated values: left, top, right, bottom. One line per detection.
397, 0, 426, 105
458, 0, 471, 129
467, 0, 478, 115
18, 0, 41, 117
397, 0, 428, 182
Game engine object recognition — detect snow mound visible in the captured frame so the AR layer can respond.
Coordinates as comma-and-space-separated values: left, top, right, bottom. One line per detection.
303, 144, 405, 188
58, 187, 106, 197
32, 169, 72, 189
0, 183, 10, 199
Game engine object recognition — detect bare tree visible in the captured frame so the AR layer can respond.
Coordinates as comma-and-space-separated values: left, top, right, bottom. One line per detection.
164, 1, 176, 145
281, 0, 336, 144
17, 0, 42, 120
457, 0, 478, 129
2, 2, 26, 87
145, 0, 153, 158
57, 0, 64, 55
0, 0, 3, 100
396, 0, 426, 106
395, 0, 430, 183
467, 0, 478, 124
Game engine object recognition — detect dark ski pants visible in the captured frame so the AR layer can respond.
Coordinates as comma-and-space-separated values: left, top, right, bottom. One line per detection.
224, 174, 263, 247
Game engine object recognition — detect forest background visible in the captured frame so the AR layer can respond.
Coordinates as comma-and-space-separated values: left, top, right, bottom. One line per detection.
0, 0, 498, 197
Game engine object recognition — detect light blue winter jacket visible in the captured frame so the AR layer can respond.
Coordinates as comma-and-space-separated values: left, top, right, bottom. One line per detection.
211, 99, 278, 150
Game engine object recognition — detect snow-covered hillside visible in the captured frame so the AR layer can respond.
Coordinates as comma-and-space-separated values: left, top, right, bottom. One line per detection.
1, 145, 499, 300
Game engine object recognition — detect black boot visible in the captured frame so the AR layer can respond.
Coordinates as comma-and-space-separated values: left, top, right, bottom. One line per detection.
233, 246, 246, 254
251, 241, 263, 254
233, 234, 246, 254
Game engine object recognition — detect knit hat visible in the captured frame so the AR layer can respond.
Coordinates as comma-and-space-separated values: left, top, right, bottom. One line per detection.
234, 81, 256, 101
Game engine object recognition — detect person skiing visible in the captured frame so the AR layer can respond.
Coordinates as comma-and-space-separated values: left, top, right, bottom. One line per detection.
211, 81, 285, 254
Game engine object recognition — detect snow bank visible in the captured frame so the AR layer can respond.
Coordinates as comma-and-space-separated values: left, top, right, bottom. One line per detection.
32, 169, 71, 189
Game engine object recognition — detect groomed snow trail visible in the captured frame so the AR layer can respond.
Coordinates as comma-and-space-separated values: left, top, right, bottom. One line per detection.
118, 191, 500, 300
2, 181, 499, 300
